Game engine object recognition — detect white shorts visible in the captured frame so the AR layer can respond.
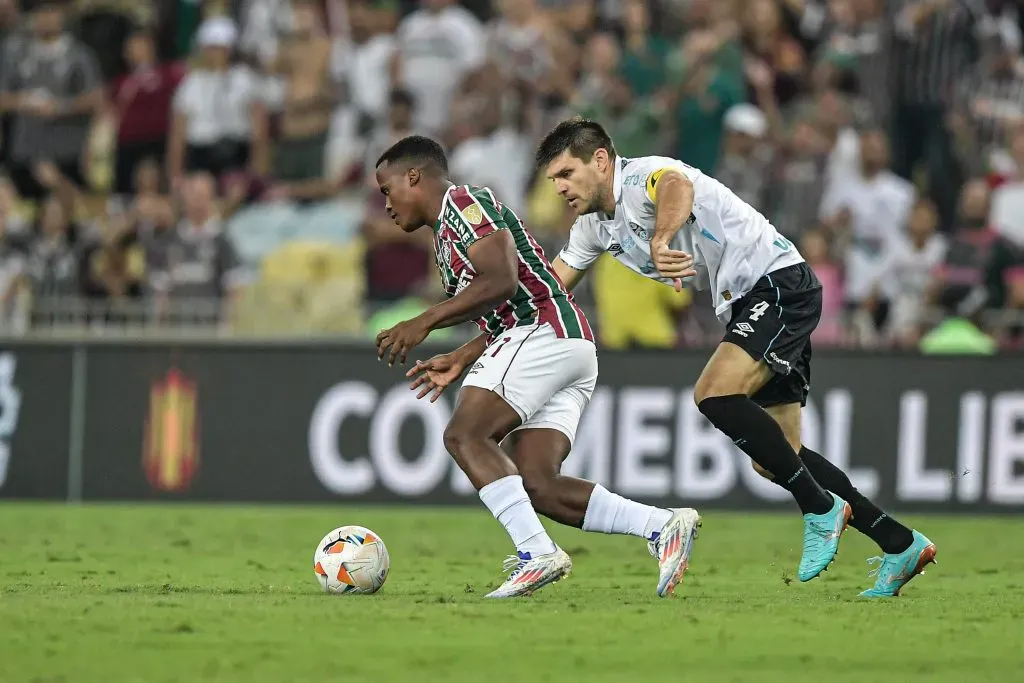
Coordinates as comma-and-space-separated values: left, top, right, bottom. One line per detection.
460, 323, 597, 445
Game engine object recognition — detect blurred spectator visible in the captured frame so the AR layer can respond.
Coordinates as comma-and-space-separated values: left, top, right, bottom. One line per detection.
767, 115, 829, 244
560, 0, 599, 48
0, 174, 28, 237
122, 157, 170, 225
394, 0, 486, 138
0, 0, 18, 44
802, 228, 844, 345
111, 29, 185, 197
489, 0, 551, 90
873, 198, 948, 346
932, 178, 997, 316
168, 17, 269, 188
891, 0, 978, 230
26, 194, 83, 326
575, 73, 661, 159
265, 0, 341, 202
75, 0, 151, 82
0, 0, 22, 169
148, 172, 247, 323
989, 126, 1024, 230
815, 88, 864, 189
238, 0, 294, 69
340, 0, 398, 126
742, 0, 805, 106
364, 88, 417, 177
449, 98, 532, 214
80, 208, 146, 323
665, 28, 744, 173
985, 127, 1024, 312
0, 197, 26, 329
576, 31, 620, 106
819, 0, 893, 129
135, 189, 177, 261
820, 129, 915, 327
952, 29, 1024, 176
716, 102, 771, 211
620, 0, 670, 97
0, 0, 103, 199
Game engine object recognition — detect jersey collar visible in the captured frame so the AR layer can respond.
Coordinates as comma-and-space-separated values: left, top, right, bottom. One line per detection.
433, 185, 455, 233
603, 156, 628, 220
612, 156, 626, 205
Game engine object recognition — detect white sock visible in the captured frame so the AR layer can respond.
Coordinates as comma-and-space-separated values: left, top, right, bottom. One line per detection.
478, 475, 558, 557
582, 485, 673, 541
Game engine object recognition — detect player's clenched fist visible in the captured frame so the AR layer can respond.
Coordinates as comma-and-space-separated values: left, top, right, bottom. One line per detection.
650, 238, 696, 292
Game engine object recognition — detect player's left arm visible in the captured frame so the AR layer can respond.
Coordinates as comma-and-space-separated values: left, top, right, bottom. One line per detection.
418, 230, 519, 331
376, 215, 519, 366
647, 167, 697, 290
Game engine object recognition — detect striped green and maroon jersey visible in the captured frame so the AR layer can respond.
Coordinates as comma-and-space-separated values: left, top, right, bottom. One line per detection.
433, 184, 593, 343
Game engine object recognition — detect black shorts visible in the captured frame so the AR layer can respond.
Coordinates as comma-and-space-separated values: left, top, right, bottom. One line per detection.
722, 262, 822, 408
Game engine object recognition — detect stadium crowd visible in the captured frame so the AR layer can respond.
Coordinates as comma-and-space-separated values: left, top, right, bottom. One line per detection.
0, 0, 1022, 352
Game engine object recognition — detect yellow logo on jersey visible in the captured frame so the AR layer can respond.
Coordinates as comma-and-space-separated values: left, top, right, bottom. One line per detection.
463, 204, 483, 225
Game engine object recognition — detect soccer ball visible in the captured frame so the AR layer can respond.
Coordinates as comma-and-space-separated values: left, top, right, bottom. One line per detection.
313, 525, 390, 595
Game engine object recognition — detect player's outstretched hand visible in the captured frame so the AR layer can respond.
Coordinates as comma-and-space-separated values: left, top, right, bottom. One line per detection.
406, 353, 465, 402
651, 239, 696, 292
376, 317, 431, 367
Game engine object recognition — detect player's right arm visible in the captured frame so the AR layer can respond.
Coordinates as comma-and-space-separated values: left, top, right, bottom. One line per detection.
552, 216, 604, 291
552, 256, 587, 291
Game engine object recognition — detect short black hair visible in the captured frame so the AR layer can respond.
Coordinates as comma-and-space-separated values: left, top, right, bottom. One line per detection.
535, 117, 616, 170
376, 135, 448, 176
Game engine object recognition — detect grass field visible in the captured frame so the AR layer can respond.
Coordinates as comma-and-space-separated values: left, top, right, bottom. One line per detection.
0, 504, 1021, 683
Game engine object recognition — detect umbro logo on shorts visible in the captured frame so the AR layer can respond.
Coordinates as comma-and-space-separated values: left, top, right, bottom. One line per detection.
732, 322, 754, 337
467, 362, 483, 374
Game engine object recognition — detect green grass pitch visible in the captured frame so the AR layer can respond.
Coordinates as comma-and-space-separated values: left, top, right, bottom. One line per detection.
0, 503, 1020, 683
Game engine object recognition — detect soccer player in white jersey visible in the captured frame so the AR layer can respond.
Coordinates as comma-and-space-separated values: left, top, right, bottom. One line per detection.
535, 118, 937, 598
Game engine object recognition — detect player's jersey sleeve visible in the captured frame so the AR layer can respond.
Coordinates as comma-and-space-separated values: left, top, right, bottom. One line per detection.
444, 185, 509, 247
557, 217, 605, 271
621, 156, 698, 216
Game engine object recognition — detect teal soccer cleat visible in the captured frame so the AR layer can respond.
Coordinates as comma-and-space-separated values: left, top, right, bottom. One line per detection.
859, 530, 937, 598
798, 492, 852, 582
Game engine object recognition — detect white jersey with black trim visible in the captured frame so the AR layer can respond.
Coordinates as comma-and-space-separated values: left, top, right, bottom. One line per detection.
558, 155, 805, 323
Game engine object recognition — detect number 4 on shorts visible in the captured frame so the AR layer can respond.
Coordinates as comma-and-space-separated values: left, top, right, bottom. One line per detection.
748, 301, 770, 322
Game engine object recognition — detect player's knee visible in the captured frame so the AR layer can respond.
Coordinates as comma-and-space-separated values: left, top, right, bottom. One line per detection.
694, 375, 748, 406
442, 423, 480, 459
693, 375, 718, 406
695, 393, 743, 423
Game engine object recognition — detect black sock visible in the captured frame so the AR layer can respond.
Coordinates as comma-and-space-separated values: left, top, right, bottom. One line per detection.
798, 446, 914, 554
698, 395, 833, 515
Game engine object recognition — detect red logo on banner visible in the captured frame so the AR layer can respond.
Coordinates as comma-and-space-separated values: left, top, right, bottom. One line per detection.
143, 368, 200, 493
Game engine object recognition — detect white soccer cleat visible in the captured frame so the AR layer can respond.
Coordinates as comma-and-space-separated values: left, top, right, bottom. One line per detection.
484, 548, 572, 598
647, 508, 702, 597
